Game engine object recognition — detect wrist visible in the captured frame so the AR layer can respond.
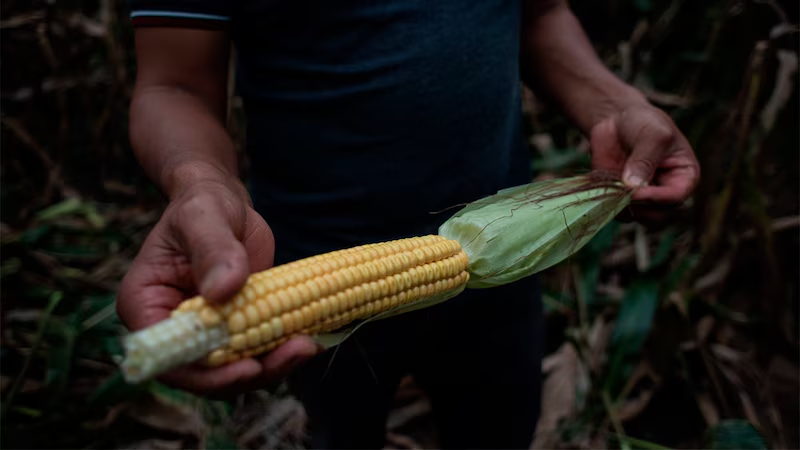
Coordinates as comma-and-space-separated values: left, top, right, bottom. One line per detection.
583, 84, 649, 132
165, 161, 251, 206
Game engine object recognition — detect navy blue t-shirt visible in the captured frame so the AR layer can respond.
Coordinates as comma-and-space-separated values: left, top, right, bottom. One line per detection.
130, 0, 532, 264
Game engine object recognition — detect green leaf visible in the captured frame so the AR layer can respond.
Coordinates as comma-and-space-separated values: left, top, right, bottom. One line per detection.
57, 267, 88, 279
541, 287, 576, 312
77, 298, 124, 360
580, 261, 601, 308
578, 221, 621, 307
531, 147, 591, 172
149, 382, 202, 409
35, 198, 84, 222
203, 428, 240, 450
646, 228, 677, 272
79, 294, 120, 331
44, 246, 106, 259
87, 372, 149, 406
200, 401, 238, 450
0, 257, 22, 278
102, 335, 125, 358
80, 203, 106, 229
584, 221, 621, 256
0, 291, 63, 419
19, 225, 51, 244
615, 436, 671, 450
23, 285, 62, 301
10, 406, 42, 418
704, 420, 767, 449
44, 315, 78, 407
603, 278, 661, 395
633, 0, 653, 12
664, 254, 698, 295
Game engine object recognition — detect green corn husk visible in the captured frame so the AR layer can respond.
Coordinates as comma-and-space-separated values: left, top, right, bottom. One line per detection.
438, 173, 633, 289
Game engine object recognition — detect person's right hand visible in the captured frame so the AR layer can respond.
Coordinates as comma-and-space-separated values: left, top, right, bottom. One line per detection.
117, 177, 320, 397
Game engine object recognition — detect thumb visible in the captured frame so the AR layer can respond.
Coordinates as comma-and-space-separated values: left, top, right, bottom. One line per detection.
622, 139, 664, 190
172, 197, 251, 304
620, 113, 676, 189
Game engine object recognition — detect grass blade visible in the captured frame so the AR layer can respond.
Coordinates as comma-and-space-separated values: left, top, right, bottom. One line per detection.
1, 291, 63, 419
704, 420, 767, 449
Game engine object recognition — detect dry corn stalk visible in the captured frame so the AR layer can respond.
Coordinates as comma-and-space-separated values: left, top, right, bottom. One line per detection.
120, 173, 631, 383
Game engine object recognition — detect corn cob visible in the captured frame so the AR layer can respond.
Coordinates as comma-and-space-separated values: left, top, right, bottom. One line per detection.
122, 173, 631, 383
121, 235, 470, 383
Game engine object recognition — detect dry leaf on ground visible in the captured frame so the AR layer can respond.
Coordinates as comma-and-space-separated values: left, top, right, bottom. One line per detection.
531, 342, 587, 449
124, 396, 205, 437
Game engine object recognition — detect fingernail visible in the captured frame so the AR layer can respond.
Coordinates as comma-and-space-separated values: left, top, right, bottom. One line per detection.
200, 264, 228, 297
625, 174, 647, 188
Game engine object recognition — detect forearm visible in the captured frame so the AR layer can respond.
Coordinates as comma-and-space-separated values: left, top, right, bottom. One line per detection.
520, 1, 648, 133
129, 87, 245, 201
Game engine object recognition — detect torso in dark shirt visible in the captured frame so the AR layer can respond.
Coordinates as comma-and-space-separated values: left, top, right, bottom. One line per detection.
131, 0, 532, 264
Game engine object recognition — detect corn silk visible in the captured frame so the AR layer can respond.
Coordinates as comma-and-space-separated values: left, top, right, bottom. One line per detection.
438, 173, 633, 289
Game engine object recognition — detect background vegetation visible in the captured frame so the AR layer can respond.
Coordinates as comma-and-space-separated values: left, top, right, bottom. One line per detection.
1, 0, 797, 448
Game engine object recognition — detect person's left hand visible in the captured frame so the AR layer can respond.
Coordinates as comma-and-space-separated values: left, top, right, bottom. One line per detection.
589, 102, 700, 222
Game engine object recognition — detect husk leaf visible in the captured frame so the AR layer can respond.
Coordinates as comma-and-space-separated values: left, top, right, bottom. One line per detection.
438, 174, 632, 288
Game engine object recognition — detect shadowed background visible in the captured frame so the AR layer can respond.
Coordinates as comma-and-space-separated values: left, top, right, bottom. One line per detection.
1, 0, 798, 448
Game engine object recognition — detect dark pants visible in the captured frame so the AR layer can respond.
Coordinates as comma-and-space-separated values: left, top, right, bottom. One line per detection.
288, 275, 544, 449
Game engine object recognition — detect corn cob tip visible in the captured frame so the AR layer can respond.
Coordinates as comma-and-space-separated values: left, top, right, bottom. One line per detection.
121, 311, 230, 383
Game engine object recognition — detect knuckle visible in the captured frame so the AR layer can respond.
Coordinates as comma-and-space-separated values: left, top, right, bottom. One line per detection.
174, 192, 216, 223
634, 110, 676, 148
170, 190, 248, 242
200, 248, 245, 276
654, 127, 675, 147
631, 157, 658, 175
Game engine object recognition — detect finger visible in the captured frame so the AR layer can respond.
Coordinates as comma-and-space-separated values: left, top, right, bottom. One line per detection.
118, 285, 188, 331
631, 164, 699, 204
158, 358, 263, 398
621, 123, 674, 189
171, 194, 250, 304
158, 336, 321, 398
589, 118, 627, 174
259, 335, 321, 376
221, 337, 322, 396
117, 225, 196, 331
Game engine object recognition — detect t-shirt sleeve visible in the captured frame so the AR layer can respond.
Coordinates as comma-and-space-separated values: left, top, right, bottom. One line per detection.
128, 0, 231, 29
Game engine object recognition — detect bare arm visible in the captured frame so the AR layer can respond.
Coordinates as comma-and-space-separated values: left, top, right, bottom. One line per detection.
520, 0, 646, 134
119, 28, 319, 395
520, 1, 700, 212
130, 28, 245, 200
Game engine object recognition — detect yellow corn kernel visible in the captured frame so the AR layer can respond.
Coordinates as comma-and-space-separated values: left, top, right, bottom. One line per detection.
123, 235, 471, 379
228, 311, 247, 334
246, 328, 261, 347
